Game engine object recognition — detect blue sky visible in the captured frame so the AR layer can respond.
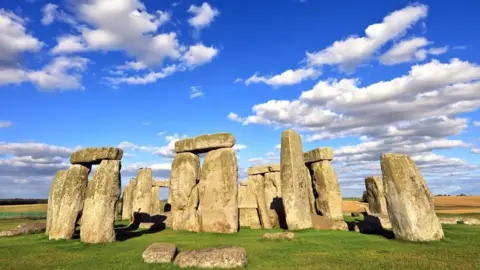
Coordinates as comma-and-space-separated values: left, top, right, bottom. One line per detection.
1, 0, 479, 199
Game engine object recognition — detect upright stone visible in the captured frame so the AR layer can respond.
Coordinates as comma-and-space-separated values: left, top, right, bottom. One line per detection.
80, 160, 121, 243
238, 185, 261, 228
49, 165, 90, 240
199, 148, 238, 233
132, 168, 153, 222
304, 166, 316, 213
151, 186, 161, 215
280, 129, 312, 230
46, 170, 67, 235
121, 179, 136, 221
170, 152, 201, 232
381, 153, 444, 241
249, 174, 272, 229
365, 176, 388, 215
311, 160, 343, 220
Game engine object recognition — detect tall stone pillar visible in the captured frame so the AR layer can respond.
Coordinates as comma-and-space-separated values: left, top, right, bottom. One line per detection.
365, 176, 387, 215
121, 179, 136, 221
132, 168, 153, 223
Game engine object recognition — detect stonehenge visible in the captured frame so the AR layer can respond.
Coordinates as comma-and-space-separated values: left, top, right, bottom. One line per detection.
121, 179, 137, 221
380, 153, 444, 241
364, 176, 387, 215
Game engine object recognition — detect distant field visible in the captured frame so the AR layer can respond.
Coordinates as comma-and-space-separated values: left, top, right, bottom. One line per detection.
0, 204, 48, 213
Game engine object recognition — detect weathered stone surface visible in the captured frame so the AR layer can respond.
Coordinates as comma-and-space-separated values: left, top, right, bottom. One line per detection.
121, 179, 136, 221
304, 166, 316, 213
143, 243, 177, 264
280, 129, 312, 230
261, 232, 295, 240
80, 160, 121, 244
238, 185, 257, 209
463, 218, 480, 225
115, 201, 123, 220
46, 170, 67, 235
438, 217, 459, 224
151, 186, 161, 215
70, 147, 123, 165
170, 153, 201, 232
264, 173, 280, 226
0, 222, 46, 237
381, 153, 444, 241
174, 246, 247, 269
304, 147, 334, 163
199, 148, 238, 233
153, 180, 170, 187
249, 174, 272, 229
311, 160, 343, 220
365, 176, 388, 215
49, 165, 90, 240
269, 164, 281, 172
175, 133, 235, 154
132, 168, 153, 223
238, 208, 262, 229
247, 166, 270, 175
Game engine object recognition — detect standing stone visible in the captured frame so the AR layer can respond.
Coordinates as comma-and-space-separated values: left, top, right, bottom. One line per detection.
304, 166, 316, 213
264, 172, 280, 226
311, 160, 343, 220
49, 165, 90, 240
238, 184, 261, 229
151, 186, 161, 215
46, 170, 67, 235
249, 174, 272, 229
199, 148, 238, 233
121, 179, 136, 221
381, 153, 444, 241
132, 168, 153, 222
365, 176, 388, 215
80, 160, 121, 243
170, 153, 201, 232
280, 129, 312, 230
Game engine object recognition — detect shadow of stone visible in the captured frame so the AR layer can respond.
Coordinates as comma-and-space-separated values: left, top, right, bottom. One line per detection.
116, 213, 168, 241
164, 203, 171, 213
271, 197, 288, 229
346, 214, 394, 239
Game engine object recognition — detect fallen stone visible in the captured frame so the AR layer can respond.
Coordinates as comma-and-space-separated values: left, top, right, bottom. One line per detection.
121, 179, 137, 221
261, 232, 295, 240
247, 166, 270, 175
381, 153, 444, 241
0, 222, 46, 237
280, 129, 312, 230
311, 214, 345, 230
46, 170, 67, 235
304, 147, 334, 163
463, 218, 480, 225
175, 133, 235, 154
174, 246, 247, 269
311, 160, 343, 220
365, 176, 388, 215
49, 164, 90, 240
143, 243, 177, 264
199, 148, 238, 233
70, 147, 123, 165
438, 217, 459, 224
80, 160, 121, 244
132, 168, 153, 224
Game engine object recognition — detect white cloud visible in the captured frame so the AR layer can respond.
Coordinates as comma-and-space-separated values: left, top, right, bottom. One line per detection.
233, 144, 247, 152
227, 112, 243, 123
306, 4, 428, 71
117, 61, 147, 71
380, 37, 429, 65
245, 68, 320, 87
189, 86, 204, 99
274, 144, 281, 149
41, 3, 58, 25
187, 2, 219, 30
471, 148, 480, 154
473, 121, 480, 127
106, 64, 180, 85
0, 9, 44, 63
182, 43, 218, 67
233, 78, 243, 84
0, 142, 73, 159
0, 120, 12, 128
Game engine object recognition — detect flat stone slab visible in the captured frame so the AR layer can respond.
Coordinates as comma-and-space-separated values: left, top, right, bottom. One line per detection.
247, 166, 270, 175
0, 222, 46, 237
463, 218, 480, 225
70, 147, 123, 165
304, 147, 333, 163
261, 232, 295, 240
153, 180, 170, 187
174, 246, 247, 268
143, 242, 177, 263
438, 217, 459, 224
269, 164, 280, 172
175, 133, 235, 154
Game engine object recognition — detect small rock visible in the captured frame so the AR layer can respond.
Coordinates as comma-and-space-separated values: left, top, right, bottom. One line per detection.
462, 218, 480, 225
143, 243, 177, 264
0, 222, 46, 237
261, 232, 295, 240
174, 246, 247, 269
438, 217, 459, 224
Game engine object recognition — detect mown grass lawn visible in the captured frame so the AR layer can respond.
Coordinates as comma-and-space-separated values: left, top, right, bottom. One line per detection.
1, 219, 479, 270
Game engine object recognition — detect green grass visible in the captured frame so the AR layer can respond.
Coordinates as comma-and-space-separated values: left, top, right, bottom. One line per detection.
0, 212, 47, 220
1, 220, 480, 269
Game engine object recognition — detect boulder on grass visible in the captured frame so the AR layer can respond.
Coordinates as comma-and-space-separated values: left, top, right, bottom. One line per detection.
143, 242, 177, 264
261, 232, 295, 240
174, 246, 247, 269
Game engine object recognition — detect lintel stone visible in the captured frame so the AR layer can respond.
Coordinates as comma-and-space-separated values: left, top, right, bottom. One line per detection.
70, 147, 123, 165
304, 147, 334, 163
174, 133, 235, 154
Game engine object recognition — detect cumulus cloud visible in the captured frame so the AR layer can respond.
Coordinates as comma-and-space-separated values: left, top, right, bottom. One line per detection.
0, 142, 73, 158
187, 2, 219, 30
306, 4, 428, 71
118, 134, 187, 159
0, 120, 12, 128
245, 68, 320, 87
473, 121, 480, 127
380, 37, 447, 65
41, 3, 58, 25
181, 43, 218, 67
227, 112, 243, 123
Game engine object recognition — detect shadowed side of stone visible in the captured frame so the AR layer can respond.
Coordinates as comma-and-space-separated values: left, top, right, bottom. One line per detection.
70, 147, 123, 165
46, 170, 67, 235
151, 186, 162, 215
175, 133, 235, 154
365, 176, 388, 215
121, 179, 136, 221
199, 148, 238, 233
143, 242, 177, 264
381, 153, 444, 241
49, 164, 90, 240
174, 246, 247, 269
249, 174, 272, 229
80, 160, 121, 244
280, 129, 312, 230
311, 160, 343, 220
